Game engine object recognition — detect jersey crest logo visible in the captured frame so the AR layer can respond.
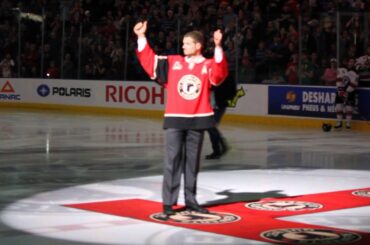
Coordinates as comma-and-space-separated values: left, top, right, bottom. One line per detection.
178, 75, 201, 100
172, 61, 182, 70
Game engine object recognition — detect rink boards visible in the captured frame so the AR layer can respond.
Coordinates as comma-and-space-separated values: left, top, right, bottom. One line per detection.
1, 78, 369, 131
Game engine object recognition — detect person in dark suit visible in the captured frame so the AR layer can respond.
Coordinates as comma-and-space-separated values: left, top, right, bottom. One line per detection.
206, 74, 236, 159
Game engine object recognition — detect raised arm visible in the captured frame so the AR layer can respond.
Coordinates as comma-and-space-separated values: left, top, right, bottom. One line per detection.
210, 29, 228, 86
134, 21, 158, 79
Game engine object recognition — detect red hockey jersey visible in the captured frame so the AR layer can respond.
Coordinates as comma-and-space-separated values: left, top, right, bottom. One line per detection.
136, 42, 228, 129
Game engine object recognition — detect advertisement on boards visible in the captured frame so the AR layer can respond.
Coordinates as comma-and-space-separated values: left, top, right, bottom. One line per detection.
268, 86, 338, 118
357, 89, 370, 121
0, 78, 166, 111
0, 80, 22, 101
268, 85, 370, 120
104, 82, 165, 108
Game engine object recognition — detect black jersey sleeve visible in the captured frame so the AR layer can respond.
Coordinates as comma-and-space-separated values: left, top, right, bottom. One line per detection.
156, 57, 169, 85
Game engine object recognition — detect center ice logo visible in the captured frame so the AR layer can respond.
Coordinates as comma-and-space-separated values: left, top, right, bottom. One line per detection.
150, 210, 240, 224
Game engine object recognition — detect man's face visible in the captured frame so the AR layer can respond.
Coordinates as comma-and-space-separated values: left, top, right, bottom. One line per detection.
182, 37, 201, 56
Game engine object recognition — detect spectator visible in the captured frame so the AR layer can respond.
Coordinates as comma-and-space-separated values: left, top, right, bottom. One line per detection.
285, 53, 299, 85
277, 2, 296, 30
0, 53, 15, 78
355, 46, 370, 86
45, 60, 60, 78
262, 71, 286, 84
62, 53, 75, 79
239, 52, 255, 84
300, 52, 316, 85
93, 58, 107, 79
254, 41, 269, 82
321, 58, 337, 86
70, 1, 84, 27
339, 30, 352, 60
81, 62, 95, 80
29, 65, 38, 78
223, 5, 237, 27
154, 31, 167, 53
284, 41, 297, 64
241, 28, 257, 58
160, 9, 177, 32
22, 42, 39, 75
318, 16, 336, 59
268, 34, 286, 75
351, 0, 366, 11
41, 43, 52, 75
346, 44, 358, 60
310, 52, 322, 84
109, 47, 125, 80
225, 40, 237, 76
163, 41, 176, 55
1, 0, 369, 84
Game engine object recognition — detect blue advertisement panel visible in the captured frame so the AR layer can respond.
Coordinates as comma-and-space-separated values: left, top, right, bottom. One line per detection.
357, 89, 370, 121
268, 86, 337, 118
268, 86, 370, 120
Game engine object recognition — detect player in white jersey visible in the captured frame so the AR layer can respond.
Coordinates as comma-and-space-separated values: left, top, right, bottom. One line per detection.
334, 58, 359, 129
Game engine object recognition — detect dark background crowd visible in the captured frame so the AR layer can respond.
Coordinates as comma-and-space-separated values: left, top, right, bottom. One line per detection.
0, 0, 370, 86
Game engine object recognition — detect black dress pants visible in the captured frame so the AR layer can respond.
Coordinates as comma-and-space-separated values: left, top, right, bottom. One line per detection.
162, 128, 204, 206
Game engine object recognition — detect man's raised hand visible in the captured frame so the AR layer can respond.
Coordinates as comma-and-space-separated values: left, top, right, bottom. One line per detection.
213, 29, 223, 47
133, 21, 147, 38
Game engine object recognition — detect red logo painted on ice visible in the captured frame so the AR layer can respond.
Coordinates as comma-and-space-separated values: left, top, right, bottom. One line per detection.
65, 188, 370, 244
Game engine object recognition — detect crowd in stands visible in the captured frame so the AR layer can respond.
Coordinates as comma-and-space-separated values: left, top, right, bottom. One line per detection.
0, 0, 369, 86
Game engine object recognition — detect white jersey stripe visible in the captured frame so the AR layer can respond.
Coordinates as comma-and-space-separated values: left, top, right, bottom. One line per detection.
165, 112, 214, 118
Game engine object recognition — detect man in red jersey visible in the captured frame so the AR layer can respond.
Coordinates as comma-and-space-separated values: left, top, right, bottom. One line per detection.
134, 21, 228, 216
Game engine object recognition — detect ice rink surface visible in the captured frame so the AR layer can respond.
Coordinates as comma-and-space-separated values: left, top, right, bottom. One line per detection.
0, 109, 369, 244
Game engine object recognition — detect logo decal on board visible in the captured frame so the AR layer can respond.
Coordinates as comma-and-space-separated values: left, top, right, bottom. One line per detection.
37, 84, 51, 97
0, 80, 15, 93
0, 80, 21, 100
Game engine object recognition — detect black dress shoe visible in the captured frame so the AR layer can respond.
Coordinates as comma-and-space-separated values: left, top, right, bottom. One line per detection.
186, 204, 209, 214
163, 205, 175, 215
